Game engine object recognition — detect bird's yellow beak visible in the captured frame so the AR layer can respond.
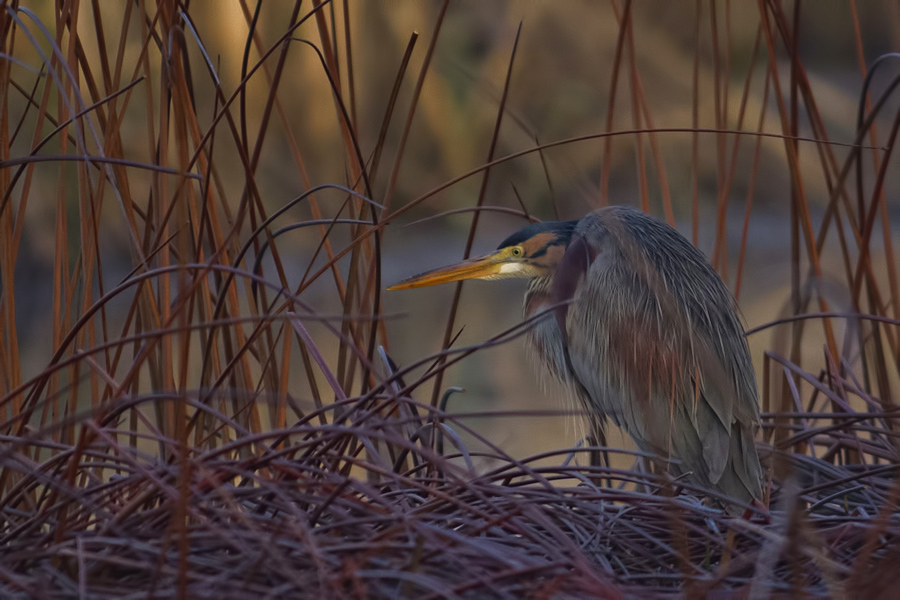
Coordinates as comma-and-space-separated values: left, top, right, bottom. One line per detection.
386, 251, 509, 290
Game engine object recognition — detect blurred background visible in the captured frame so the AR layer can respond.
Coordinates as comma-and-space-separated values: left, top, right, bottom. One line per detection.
5, 1, 899, 469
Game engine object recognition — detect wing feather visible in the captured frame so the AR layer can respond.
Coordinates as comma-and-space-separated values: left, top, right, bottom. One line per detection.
552, 206, 762, 502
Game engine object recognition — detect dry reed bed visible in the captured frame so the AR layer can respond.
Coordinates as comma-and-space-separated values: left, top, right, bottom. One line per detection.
1, 389, 900, 597
1, 1, 899, 598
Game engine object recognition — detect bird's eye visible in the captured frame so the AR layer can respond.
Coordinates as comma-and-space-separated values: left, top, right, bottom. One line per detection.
511, 246, 523, 258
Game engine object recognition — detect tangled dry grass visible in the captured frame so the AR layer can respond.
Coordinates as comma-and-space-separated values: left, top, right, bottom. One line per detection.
1, 1, 900, 598
4, 387, 900, 598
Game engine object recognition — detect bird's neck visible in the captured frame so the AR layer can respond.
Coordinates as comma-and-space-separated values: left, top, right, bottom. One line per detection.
523, 275, 556, 318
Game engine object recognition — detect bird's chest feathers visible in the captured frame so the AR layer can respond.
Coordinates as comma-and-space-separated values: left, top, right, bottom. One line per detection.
524, 270, 693, 424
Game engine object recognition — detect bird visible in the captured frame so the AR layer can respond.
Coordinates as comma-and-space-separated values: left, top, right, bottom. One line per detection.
387, 205, 763, 510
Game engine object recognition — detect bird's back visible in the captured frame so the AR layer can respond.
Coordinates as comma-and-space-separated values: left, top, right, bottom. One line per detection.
526, 206, 763, 506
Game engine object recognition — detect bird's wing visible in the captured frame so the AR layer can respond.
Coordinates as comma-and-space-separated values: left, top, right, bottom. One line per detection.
554, 207, 759, 493
562, 267, 732, 483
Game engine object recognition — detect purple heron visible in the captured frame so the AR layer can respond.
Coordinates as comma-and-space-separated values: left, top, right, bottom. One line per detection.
388, 206, 763, 509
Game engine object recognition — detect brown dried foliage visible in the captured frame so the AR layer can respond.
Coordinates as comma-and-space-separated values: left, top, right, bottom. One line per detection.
0, 1, 898, 598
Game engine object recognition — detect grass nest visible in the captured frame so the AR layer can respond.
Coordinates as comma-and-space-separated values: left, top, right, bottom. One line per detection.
3, 389, 900, 598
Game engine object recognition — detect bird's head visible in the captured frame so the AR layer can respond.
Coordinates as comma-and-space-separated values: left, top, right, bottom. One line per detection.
387, 220, 578, 290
